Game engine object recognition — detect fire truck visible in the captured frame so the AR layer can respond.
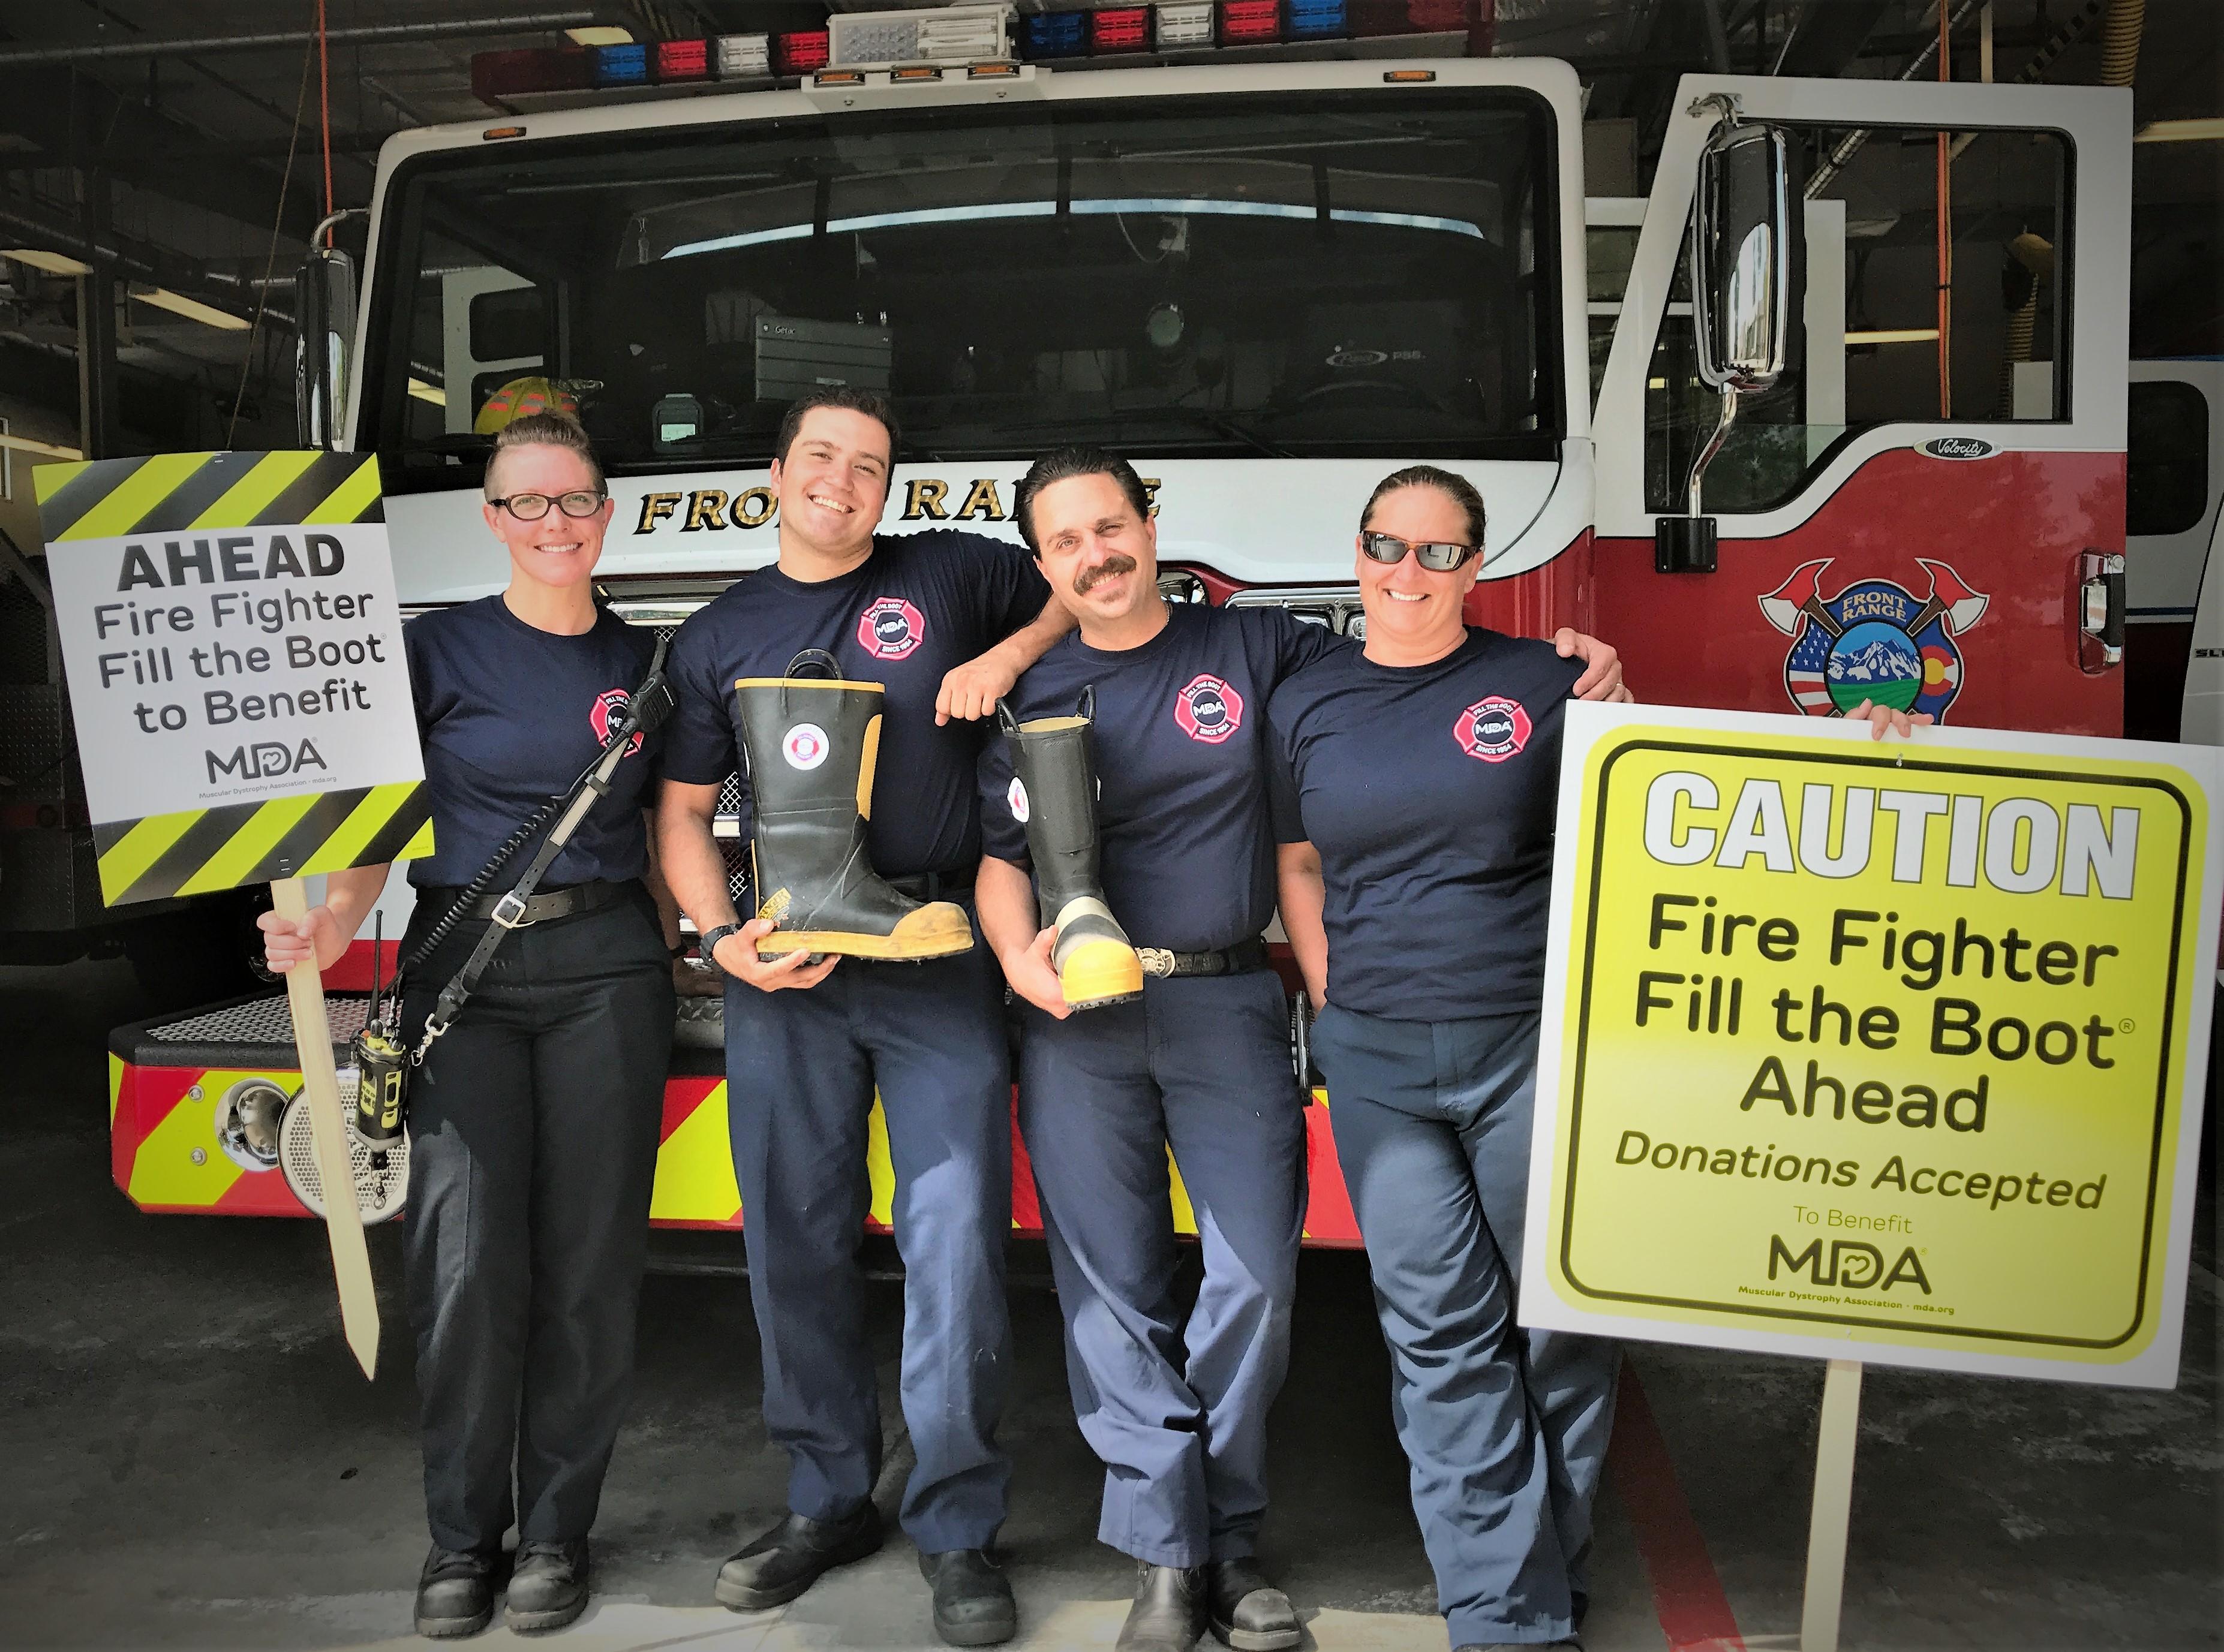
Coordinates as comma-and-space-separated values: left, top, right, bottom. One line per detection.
100, 2, 2133, 1241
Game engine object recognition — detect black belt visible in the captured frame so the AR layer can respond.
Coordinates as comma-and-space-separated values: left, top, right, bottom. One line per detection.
1136, 937, 1269, 979
434, 878, 626, 927
887, 868, 975, 901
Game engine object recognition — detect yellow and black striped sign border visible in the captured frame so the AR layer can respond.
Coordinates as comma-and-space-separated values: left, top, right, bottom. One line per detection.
95, 783, 433, 906
34, 449, 382, 540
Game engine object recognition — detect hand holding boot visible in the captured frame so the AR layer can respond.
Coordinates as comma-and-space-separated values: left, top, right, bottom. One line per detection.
997, 925, 1072, 1021
714, 917, 839, 992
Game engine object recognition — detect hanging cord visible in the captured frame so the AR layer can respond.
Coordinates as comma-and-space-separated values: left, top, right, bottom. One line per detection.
387, 794, 564, 1000
224, 32, 315, 449
316, 0, 335, 244
1935, 1, 1953, 420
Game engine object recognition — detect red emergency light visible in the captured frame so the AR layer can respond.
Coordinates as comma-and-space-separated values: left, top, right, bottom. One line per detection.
773, 29, 832, 76
1091, 7, 1152, 52
654, 38, 711, 80
1219, 0, 1282, 43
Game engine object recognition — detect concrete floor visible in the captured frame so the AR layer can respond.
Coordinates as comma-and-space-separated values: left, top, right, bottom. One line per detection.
0, 959, 2217, 1652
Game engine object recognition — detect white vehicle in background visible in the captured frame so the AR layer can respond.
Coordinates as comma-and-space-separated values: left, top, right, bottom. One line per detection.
2149, 362, 2224, 745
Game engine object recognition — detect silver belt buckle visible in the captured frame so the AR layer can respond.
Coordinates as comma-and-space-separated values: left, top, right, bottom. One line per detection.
1137, 947, 1176, 978
490, 890, 533, 929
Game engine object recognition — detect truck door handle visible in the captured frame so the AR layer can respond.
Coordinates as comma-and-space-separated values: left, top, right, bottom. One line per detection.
2078, 550, 2124, 672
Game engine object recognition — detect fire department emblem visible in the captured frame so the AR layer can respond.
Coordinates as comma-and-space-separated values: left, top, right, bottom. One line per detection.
1174, 673, 1243, 744
858, 596, 926, 661
1760, 558, 1988, 721
589, 688, 644, 756
1456, 696, 1531, 762
782, 723, 830, 771
1007, 777, 1030, 823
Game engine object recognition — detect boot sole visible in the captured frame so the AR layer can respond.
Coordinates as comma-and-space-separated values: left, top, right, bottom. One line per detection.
934, 1606, 1020, 1647
1211, 1617, 1302, 1652
414, 1606, 494, 1639
1060, 940, 1144, 1008
507, 1594, 588, 1635
758, 931, 974, 962
715, 1527, 885, 1611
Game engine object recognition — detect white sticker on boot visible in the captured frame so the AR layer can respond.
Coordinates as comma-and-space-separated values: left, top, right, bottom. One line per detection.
782, 723, 831, 770
1007, 777, 1029, 822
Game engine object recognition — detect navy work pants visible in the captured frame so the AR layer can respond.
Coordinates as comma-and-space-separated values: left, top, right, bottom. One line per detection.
721, 905, 1014, 1554
399, 884, 676, 1555
1310, 1004, 1619, 1648
1019, 967, 1306, 1568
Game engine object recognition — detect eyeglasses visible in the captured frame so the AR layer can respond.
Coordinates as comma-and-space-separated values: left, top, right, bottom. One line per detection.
1360, 531, 1480, 573
488, 489, 606, 521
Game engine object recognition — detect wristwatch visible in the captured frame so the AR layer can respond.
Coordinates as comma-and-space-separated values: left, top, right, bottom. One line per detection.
697, 922, 743, 972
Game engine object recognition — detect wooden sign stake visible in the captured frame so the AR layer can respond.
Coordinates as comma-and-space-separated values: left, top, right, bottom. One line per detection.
1799, 1358, 1864, 1652
271, 876, 380, 1379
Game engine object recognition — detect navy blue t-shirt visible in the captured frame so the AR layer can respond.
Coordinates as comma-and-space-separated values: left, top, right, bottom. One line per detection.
663, 529, 1050, 878
981, 604, 1345, 954
1269, 627, 1583, 1021
403, 596, 662, 889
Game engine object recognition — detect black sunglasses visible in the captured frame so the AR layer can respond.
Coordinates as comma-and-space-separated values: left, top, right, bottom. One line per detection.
1360, 530, 1480, 573
488, 489, 607, 521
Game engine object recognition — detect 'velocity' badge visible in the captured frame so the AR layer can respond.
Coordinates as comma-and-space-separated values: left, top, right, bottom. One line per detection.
1174, 673, 1243, 744
782, 723, 830, 771
1456, 696, 1532, 762
857, 596, 926, 661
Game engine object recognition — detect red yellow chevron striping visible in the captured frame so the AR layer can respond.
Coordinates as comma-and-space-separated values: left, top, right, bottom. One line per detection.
107, 1060, 1364, 1245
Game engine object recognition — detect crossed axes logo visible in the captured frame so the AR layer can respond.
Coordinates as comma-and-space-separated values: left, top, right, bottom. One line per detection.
1759, 558, 1989, 721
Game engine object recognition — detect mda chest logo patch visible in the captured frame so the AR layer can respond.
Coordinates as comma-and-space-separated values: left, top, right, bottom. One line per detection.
857, 596, 927, 661
590, 688, 644, 756
1456, 696, 1531, 762
1759, 557, 1988, 721
1174, 673, 1243, 744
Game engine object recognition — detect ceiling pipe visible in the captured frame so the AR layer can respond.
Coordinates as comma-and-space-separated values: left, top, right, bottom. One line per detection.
0, 10, 599, 67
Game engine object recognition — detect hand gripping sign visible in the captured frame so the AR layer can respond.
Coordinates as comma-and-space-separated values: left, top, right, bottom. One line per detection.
1521, 703, 2222, 1648
37, 450, 434, 1380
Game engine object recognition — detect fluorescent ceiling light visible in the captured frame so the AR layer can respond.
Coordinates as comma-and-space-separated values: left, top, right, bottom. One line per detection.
4, 247, 94, 276
1846, 327, 1942, 345
566, 26, 633, 44
0, 431, 85, 460
130, 286, 250, 330
2135, 118, 2224, 144
407, 377, 447, 407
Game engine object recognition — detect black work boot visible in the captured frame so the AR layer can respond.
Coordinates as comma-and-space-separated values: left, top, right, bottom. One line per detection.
1204, 1558, 1300, 1651
414, 1544, 497, 1639
998, 691, 1143, 1009
735, 652, 973, 962
919, 1547, 1018, 1646
1116, 1563, 1206, 1652
506, 1538, 590, 1634
714, 1503, 884, 1611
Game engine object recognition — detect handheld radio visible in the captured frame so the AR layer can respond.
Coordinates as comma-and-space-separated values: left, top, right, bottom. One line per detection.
351, 911, 409, 1147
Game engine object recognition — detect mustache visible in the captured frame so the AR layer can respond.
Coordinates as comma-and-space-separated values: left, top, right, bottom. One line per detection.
1074, 553, 1139, 595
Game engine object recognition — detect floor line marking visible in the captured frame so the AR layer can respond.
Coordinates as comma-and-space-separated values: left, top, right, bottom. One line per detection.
1608, 1362, 1748, 1652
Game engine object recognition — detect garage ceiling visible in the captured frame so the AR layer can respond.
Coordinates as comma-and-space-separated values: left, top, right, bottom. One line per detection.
0, 0, 2215, 452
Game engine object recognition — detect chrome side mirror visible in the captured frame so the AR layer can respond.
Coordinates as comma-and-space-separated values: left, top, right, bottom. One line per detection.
1660, 103, 1802, 574
293, 245, 357, 450
1693, 120, 1795, 393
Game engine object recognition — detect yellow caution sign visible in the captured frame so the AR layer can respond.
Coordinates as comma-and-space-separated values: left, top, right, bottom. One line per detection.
1524, 704, 2221, 1388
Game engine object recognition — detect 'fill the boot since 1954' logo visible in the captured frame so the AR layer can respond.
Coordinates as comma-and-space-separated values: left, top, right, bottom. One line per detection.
1174, 673, 1243, 744
857, 596, 926, 661
1760, 557, 1989, 723
590, 687, 644, 756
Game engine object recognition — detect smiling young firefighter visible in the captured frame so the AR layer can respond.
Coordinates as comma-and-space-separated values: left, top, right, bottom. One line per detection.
657, 387, 1073, 1646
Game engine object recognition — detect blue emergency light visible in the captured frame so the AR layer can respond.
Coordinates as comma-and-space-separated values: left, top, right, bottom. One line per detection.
1020, 12, 1089, 58
591, 43, 651, 86
1287, 0, 1348, 37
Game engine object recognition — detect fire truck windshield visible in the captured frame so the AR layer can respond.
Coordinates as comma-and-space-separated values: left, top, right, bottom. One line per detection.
362, 85, 1560, 488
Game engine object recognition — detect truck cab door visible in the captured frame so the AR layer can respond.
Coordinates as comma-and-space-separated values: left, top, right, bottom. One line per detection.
1591, 73, 2132, 736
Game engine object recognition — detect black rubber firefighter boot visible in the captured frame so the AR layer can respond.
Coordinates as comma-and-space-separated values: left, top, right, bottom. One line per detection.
735, 654, 972, 962
998, 692, 1143, 1010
